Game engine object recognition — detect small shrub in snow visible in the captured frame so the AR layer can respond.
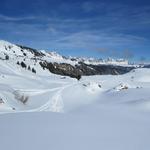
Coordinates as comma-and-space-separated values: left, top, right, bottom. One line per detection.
5, 46, 7, 50
0, 98, 4, 104
12, 107, 16, 110
8, 45, 12, 49
5, 55, 9, 60
23, 53, 26, 56
77, 75, 81, 81
17, 61, 20, 65
98, 84, 101, 88
32, 68, 36, 73
14, 91, 29, 104
28, 66, 31, 71
83, 84, 87, 87
20, 61, 27, 69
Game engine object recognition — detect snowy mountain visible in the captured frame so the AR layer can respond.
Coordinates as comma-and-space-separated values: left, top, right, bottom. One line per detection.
0, 40, 150, 150
69, 56, 129, 65
0, 40, 129, 65
0, 40, 134, 79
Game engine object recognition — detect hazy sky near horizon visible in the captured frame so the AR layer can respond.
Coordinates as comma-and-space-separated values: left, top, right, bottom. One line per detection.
0, 0, 150, 61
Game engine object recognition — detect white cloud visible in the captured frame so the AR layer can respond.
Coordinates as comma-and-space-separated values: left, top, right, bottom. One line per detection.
0, 14, 37, 21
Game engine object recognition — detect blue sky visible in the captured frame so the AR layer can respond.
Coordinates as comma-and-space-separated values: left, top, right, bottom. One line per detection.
0, 0, 150, 61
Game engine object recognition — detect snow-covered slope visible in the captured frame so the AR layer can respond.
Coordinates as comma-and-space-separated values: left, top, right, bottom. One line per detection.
0, 40, 135, 81
1, 107, 150, 150
0, 58, 150, 113
0, 40, 75, 66
0, 40, 149, 113
0, 40, 130, 66
0, 40, 150, 150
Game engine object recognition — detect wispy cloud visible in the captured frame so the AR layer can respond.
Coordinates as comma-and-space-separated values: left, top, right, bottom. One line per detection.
0, 1, 150, 59
0, 14, 37, 21
95, 48, 134, 59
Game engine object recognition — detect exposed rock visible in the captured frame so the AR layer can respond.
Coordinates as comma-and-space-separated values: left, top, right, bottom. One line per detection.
39, 61, 134, 79
39, 61, 81, 79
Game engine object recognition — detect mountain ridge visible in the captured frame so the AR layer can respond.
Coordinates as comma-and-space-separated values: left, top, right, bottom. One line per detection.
0, 40, 134, 79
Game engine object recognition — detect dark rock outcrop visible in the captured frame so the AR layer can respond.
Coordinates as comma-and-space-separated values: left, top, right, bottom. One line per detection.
39, 61, 134, 79
76, 62, 134, 75
39, 61, 81, 79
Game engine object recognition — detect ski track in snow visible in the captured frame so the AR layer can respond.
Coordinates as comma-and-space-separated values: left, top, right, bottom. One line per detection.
9, 82, 77, 113
37, 82, 79, 112
25, 80, 83, 113
37, 87, 65, 112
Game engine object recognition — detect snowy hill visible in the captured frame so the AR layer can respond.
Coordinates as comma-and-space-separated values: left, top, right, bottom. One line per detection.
0, 40, 130, 66
0, 40, 150, 150
0, 40, 134, 79
0, 40, 148, 113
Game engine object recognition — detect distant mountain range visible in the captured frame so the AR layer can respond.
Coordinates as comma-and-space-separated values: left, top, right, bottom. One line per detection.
0, 40, 135, 79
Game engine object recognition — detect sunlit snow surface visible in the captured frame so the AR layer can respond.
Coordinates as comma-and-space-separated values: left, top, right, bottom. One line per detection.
0, 40, 150, 149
